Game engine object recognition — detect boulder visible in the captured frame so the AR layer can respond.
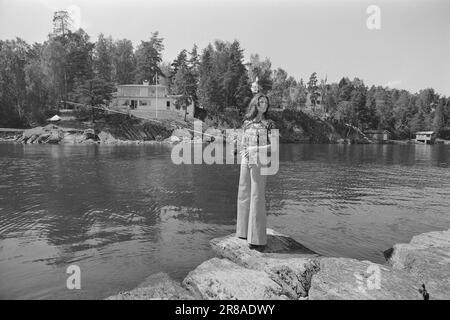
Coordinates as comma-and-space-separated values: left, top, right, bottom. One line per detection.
20, 125, 64, 144
97, 131, 117, 144
210, 229, 320, 298
385, 229, 450, 300
105, 272, 197, 300
308, 257, 423, 300
182, 258, 286, 300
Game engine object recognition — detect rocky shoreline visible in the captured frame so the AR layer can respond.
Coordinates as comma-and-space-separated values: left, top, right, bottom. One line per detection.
1, 124, 449, 146
106, 228, 450, 300
0, 124, 194, 145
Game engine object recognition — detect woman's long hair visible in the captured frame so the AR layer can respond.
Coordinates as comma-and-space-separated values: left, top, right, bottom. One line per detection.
244, 93, 270, 121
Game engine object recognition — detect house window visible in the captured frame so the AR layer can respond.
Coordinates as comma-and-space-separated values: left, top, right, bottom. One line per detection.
166, 101, 170, 108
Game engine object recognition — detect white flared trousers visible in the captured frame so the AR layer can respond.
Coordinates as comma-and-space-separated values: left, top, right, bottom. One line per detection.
236, 160, 267, 245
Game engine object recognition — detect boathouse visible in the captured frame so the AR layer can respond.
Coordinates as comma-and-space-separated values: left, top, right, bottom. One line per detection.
415, 131, 436, 144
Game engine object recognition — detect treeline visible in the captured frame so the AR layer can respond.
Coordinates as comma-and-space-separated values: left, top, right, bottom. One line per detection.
0, 12, 449, 138
305, 75, 450, 139
0, 29, 162, 127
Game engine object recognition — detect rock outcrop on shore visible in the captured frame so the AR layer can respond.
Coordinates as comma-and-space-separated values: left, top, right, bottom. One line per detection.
384, 229, 450, 300
10, 123, 172, 145
105, 228, 450, 300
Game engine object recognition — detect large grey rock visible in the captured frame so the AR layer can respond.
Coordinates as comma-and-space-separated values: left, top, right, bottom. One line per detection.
210, 229, 320, 298
182, 258, 286, 300
20, 124, 64, 144
309, 257, 424, 300
105, 272, 197, 300
385, 229, 450, 300
97, 131, 117, 144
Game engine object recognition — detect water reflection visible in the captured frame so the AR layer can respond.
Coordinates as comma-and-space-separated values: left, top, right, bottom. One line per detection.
0, 143, 449, 299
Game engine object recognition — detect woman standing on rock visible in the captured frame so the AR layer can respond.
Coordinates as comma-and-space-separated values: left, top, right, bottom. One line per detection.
236, 83, 276, 250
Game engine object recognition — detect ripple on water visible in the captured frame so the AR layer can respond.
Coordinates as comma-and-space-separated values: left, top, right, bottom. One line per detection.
1, 143, 450, 299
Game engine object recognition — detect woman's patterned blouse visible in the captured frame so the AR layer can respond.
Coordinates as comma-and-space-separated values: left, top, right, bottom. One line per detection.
241, 118, 276, 148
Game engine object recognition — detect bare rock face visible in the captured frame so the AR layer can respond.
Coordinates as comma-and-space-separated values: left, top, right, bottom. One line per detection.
105, 272, 197, 300
309, 258, 424, 300
210, 229, 320, 298
182, 258, 286, 300
385, 229, 450, 300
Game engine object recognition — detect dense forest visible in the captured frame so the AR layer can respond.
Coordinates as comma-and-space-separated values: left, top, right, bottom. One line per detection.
0, 11, 449, 139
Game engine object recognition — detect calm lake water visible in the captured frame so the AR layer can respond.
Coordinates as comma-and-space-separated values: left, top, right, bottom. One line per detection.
1, 142, 449, 299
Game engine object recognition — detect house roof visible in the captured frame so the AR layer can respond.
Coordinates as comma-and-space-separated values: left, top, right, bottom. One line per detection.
415, 131, 435, 134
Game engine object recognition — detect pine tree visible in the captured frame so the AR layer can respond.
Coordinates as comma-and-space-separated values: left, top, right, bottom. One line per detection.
197, 44, 221, 115
135, 32, 164, 83
170, 49, 188, 88
223, 40, 246, 108
94, 34, 114, 83
112, 39, 136, 84
188, 44, 200, 109
307, 72, 320, 106
173, 65, 194, 121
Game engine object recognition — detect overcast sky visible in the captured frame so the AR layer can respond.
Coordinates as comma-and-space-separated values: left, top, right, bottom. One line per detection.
1, 0, 449, 96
